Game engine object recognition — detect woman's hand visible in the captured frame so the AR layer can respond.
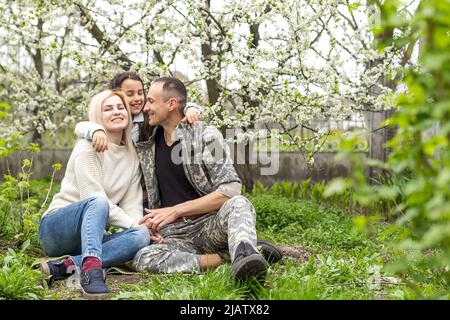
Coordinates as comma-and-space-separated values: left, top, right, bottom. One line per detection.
150, 232, 164, 244
132, 219, 164, 244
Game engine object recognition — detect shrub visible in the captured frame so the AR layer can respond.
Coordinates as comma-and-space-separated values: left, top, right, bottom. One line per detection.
0, 103, 61, 246
323, 0, 450, 294
0, 240, 48, 300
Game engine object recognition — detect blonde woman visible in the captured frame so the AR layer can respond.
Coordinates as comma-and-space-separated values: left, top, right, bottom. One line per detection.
38, 90, 149, 299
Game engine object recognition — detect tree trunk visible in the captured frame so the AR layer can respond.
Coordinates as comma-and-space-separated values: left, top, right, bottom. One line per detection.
233, 134, 256, 191
367, 12, 396, 178
31, 17, 44, 145
234, 15, 269, 190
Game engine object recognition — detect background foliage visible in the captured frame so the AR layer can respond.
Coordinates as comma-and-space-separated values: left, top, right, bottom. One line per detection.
325, 0, 450, 292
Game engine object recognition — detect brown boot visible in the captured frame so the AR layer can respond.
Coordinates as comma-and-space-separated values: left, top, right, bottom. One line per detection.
257, 240, 283, 263
231, 242, 268, 283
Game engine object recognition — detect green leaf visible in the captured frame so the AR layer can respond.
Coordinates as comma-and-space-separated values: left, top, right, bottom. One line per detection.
377, 185, 399, 200
423, 53, 449, 71
353, 215, 367, 232
324, 178, 351, 197
348, 2, 361, 12
21, 239, 30, 252
422, 223, 450, 248
422, 135, 447, 156
52, 163, 62, 170
0, 102, 11, 110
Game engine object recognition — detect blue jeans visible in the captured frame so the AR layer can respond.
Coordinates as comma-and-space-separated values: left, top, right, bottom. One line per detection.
39, 196, 150, 267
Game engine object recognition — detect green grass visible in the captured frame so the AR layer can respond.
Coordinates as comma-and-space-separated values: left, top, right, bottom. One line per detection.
112, 266, 251, 300
1, 180, 448, 300
250, 195, 448, 299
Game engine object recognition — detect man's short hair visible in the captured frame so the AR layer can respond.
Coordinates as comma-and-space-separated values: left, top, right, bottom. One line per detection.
152, 77, 187, 112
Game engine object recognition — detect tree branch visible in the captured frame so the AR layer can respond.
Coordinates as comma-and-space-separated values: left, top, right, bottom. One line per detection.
75, 3, 133, 69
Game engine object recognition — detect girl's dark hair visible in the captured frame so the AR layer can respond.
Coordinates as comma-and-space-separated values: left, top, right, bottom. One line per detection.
109, 71, 154, 142
109, 71, 145, 91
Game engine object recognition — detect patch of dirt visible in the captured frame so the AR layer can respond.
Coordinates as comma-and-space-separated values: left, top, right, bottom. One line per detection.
107, 273, 147, 288
278, 245, 312, 262
46, 273, 147, 300
47, 279, 82, 300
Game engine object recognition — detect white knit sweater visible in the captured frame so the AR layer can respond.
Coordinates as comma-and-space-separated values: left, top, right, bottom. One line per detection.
44, 139, 143, 229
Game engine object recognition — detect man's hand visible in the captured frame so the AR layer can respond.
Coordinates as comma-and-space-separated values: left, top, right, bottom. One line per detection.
181, 107, 200, 124
92, 130, 108, 152
139, 207, 180, 233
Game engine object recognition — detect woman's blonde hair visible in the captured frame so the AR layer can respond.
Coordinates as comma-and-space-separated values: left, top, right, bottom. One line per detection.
87, 90, 133, 152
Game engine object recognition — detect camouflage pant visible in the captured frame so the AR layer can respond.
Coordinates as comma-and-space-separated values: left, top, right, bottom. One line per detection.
132, 195, 257, 274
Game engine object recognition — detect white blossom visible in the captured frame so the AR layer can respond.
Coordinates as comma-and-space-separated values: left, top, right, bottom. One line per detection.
0, 0, 405, 155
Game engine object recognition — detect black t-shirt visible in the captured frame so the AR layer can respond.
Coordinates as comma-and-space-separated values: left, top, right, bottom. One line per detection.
155, 126, 200, 207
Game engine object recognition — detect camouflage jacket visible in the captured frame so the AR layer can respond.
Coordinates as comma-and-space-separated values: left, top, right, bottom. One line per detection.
135, 121, 241, 209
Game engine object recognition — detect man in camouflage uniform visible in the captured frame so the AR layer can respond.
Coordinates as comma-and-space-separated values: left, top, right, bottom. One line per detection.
132, 77, 269, 281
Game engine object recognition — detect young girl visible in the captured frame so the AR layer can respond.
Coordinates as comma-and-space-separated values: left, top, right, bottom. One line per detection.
75, 72, 201, 211
75, 72, 201, 151
39, 90, 149, 299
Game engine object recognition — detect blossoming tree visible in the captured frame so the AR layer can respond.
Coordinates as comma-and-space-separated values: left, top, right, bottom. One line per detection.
0, 0, 418, 186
